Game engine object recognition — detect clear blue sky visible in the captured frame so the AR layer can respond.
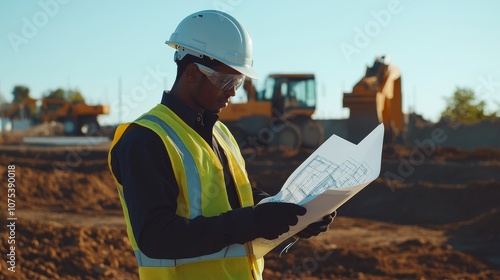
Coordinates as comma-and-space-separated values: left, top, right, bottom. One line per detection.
1, 0, 499, 125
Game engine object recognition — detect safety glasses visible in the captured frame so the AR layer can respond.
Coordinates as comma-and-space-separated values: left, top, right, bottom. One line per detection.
194, 63, 245, 91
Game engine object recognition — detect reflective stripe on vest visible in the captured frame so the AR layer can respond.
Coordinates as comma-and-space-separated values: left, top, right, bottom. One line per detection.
134, 243, 247, 267
214, 125, 245, 167
139, 114, 202, 218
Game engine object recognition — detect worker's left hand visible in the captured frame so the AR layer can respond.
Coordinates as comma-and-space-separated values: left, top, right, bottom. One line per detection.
295, 211, 336, 239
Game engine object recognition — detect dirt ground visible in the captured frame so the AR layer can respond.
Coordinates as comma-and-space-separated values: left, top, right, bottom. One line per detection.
0, 141, 499, 279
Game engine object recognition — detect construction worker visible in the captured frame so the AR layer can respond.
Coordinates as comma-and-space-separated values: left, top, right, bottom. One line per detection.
108, 10, 335, 280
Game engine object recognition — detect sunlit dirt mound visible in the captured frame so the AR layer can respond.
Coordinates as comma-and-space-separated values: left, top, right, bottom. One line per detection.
0, 145, 119, 212
264, 218, 500, 280
459, 209, 500, 243
0, 218, 136, 280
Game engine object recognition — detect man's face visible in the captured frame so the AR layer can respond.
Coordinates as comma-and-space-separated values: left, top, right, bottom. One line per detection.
192, 63, 241, 114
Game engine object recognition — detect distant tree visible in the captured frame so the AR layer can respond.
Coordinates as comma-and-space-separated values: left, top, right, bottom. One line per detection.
66, 90, 85, 103
45, 88, 86, 103
46, 88, 65, 100
440, 87, 498, 123
12, 85, 31, 103
7, 85, 37, 118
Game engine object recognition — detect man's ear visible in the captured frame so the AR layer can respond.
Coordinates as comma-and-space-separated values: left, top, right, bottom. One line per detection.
184, 63, 202, 84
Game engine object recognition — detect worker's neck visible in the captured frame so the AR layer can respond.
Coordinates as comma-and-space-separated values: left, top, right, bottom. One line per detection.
169, 85, 205, 114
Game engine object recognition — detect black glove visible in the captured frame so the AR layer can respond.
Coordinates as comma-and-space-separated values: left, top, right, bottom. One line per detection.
254, 202, 306, 240
295, 211, 336, 239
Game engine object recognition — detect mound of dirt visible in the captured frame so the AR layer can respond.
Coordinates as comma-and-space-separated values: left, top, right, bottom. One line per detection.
382, 144, 500, 162
264, 218, 500, 279
340, 179, 500, 225
0, 145, 120, 213
0, 218, 136, 279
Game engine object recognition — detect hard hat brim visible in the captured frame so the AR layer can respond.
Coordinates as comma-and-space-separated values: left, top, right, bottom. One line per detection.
166, 41, 259, 79
228, 64, 259, 80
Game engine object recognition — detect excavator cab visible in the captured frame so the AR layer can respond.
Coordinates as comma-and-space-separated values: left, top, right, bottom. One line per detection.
219, 73, 324, 150
257, 74, 317, 117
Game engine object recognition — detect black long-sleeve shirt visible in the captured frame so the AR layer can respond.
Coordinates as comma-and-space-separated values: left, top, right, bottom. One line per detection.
110, 91, 269, 259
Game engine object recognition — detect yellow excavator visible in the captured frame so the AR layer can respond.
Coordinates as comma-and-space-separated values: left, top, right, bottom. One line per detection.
219, 74, 324, 149
343, 55, 404, 143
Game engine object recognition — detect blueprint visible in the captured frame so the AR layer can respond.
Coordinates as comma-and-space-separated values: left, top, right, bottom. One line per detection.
264, 156, 372, 205
252, 124, 384, 258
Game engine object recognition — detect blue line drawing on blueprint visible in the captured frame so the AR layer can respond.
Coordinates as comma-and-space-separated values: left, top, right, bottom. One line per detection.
277, 155, 372, 204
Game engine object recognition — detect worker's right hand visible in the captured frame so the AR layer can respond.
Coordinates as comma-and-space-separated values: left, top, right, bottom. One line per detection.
253, 202, 306, 240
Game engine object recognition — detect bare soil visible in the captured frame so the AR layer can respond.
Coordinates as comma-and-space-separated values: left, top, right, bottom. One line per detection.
0, 143, 499, 279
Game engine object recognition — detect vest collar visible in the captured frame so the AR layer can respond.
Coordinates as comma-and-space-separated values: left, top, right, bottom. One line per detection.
161, 90, 219, 130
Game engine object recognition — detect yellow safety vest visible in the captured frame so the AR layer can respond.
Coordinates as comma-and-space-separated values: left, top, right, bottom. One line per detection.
108, 104, 264, 279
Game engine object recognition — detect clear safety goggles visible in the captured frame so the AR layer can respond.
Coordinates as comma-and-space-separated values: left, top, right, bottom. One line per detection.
194, 63, 245, 91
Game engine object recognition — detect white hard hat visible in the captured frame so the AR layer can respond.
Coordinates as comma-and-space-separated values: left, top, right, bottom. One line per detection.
165, 10, 258, 79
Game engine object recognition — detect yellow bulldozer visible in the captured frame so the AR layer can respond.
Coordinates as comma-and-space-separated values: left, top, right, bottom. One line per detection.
1, 97, 109, 136
38, 98, 110, 135
219, 74, 324, 150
